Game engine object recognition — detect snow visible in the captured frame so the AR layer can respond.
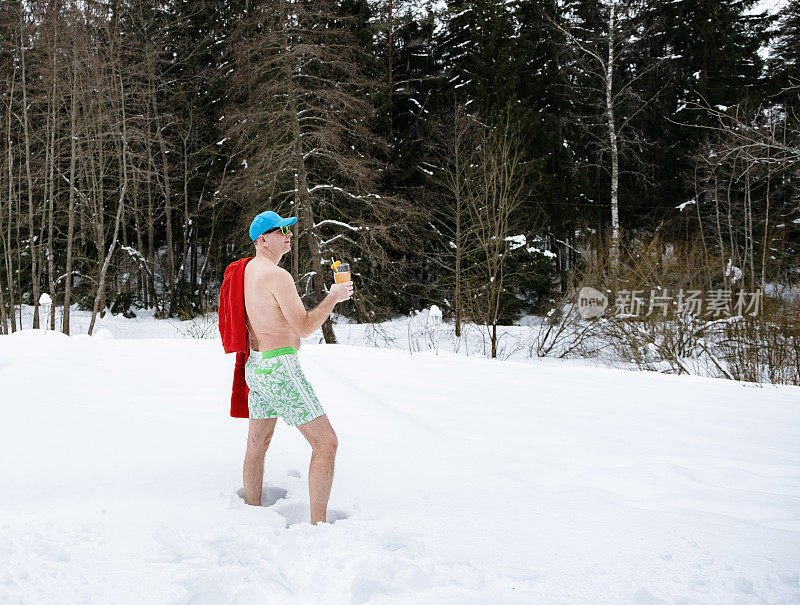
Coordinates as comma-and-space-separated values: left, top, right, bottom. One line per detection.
746, 0, 790, 60
526, 246, 557, 258
313, 219, 362, 232
504, 234, 526, 250
1, 310, 799, 604
725, 259, 744, 285
746, 0, 789, 15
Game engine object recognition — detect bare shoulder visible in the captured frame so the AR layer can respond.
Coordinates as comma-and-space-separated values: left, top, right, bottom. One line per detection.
272, 265, 292, 279
247, 261, 293, 290
270, 266, 296, 290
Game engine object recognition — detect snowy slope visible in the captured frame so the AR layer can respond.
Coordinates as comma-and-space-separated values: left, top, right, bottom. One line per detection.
1, 329, 799, 604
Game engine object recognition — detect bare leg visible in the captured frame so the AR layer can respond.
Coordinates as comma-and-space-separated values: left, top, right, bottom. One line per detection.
297, 414, 338, 524
243, 418, 277, 506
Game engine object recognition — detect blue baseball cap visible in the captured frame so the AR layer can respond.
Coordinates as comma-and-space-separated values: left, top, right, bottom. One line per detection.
249, 211, 298, 241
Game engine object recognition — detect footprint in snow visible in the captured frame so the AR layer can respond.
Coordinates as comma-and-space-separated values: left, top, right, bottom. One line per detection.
235, 485, 288, 507
274, 501, 350, 527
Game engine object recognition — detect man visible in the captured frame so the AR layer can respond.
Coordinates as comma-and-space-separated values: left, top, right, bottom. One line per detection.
242, 210, 353, 524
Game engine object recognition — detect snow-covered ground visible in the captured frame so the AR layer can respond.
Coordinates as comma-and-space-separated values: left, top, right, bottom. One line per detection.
7, 304, 586, 362
1, 309, 799, 604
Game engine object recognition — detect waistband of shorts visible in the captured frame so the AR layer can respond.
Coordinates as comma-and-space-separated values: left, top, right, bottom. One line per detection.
249, 346, 297, 359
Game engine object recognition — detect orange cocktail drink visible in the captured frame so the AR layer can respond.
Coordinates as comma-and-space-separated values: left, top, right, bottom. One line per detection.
333, 262, 351, 284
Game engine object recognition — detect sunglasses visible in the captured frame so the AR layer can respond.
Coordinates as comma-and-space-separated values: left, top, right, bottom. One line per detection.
265, 225, 291, 236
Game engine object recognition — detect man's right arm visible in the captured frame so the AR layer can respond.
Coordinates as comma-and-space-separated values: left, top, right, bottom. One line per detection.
271, 269, 352, 338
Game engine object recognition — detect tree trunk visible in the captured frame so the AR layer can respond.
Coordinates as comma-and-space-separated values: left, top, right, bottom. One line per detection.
455, 191, 462, 338
155, 110, 174, 315
286, 29, 335, 343
0, 183, 7, 332
20, 15, 40, 328
173, 129, 191, 302
760, 143, 771, 290
146, 162, 155, 307
132, 162, 145, 306
387, 0, 393, 139
0, 189, 6, 334
89, 69, 129, 335
4, 76, 16, 333
606, 0, 621, 284
63, 50, 78, 335
191, 227, 198, 293
146, 81, 156, 308
46, 39, 58, 330
744, 166, 755, 291
291, 171, 299, 280
454, 107, 464, 338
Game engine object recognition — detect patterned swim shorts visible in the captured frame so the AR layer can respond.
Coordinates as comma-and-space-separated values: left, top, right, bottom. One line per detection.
244, 347, 325, 425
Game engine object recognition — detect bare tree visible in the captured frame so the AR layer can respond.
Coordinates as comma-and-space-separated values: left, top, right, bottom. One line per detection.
464, 113, 526, 358
427, 99, 481, 337
85, 12, 130, 335
689, 101, 800, 289
62, 44, 80, 335
0, 2, 18, 334
223, 0, 407, 340
18, 6, 42, 328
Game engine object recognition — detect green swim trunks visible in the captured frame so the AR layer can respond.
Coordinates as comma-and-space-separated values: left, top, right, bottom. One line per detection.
244, 347, 325, 425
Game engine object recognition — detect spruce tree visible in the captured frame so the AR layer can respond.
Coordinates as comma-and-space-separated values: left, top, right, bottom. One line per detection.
438, 0, 520, 122
651, 0, 771, 214
769, 0, 800, 113
516, 0, 589, 292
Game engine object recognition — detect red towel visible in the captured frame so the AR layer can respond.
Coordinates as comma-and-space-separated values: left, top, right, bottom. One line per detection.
218, 257, 254, 418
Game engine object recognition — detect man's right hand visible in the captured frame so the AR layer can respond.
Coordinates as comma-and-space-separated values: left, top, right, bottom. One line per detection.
330, 280, 353, 303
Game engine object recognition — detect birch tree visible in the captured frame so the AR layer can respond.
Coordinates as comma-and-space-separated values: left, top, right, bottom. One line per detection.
552, 0, 667, 283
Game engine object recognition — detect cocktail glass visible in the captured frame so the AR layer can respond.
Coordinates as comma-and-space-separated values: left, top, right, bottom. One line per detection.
333, 262, 351, 284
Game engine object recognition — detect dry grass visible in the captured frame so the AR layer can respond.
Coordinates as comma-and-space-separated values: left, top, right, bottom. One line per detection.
546, 233, 800, 385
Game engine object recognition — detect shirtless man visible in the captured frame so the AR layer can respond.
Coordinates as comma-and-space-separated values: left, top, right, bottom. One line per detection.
242, 210, 353, 524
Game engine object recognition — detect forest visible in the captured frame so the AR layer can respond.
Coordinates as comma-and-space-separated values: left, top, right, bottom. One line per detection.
0, 0, 798, 380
